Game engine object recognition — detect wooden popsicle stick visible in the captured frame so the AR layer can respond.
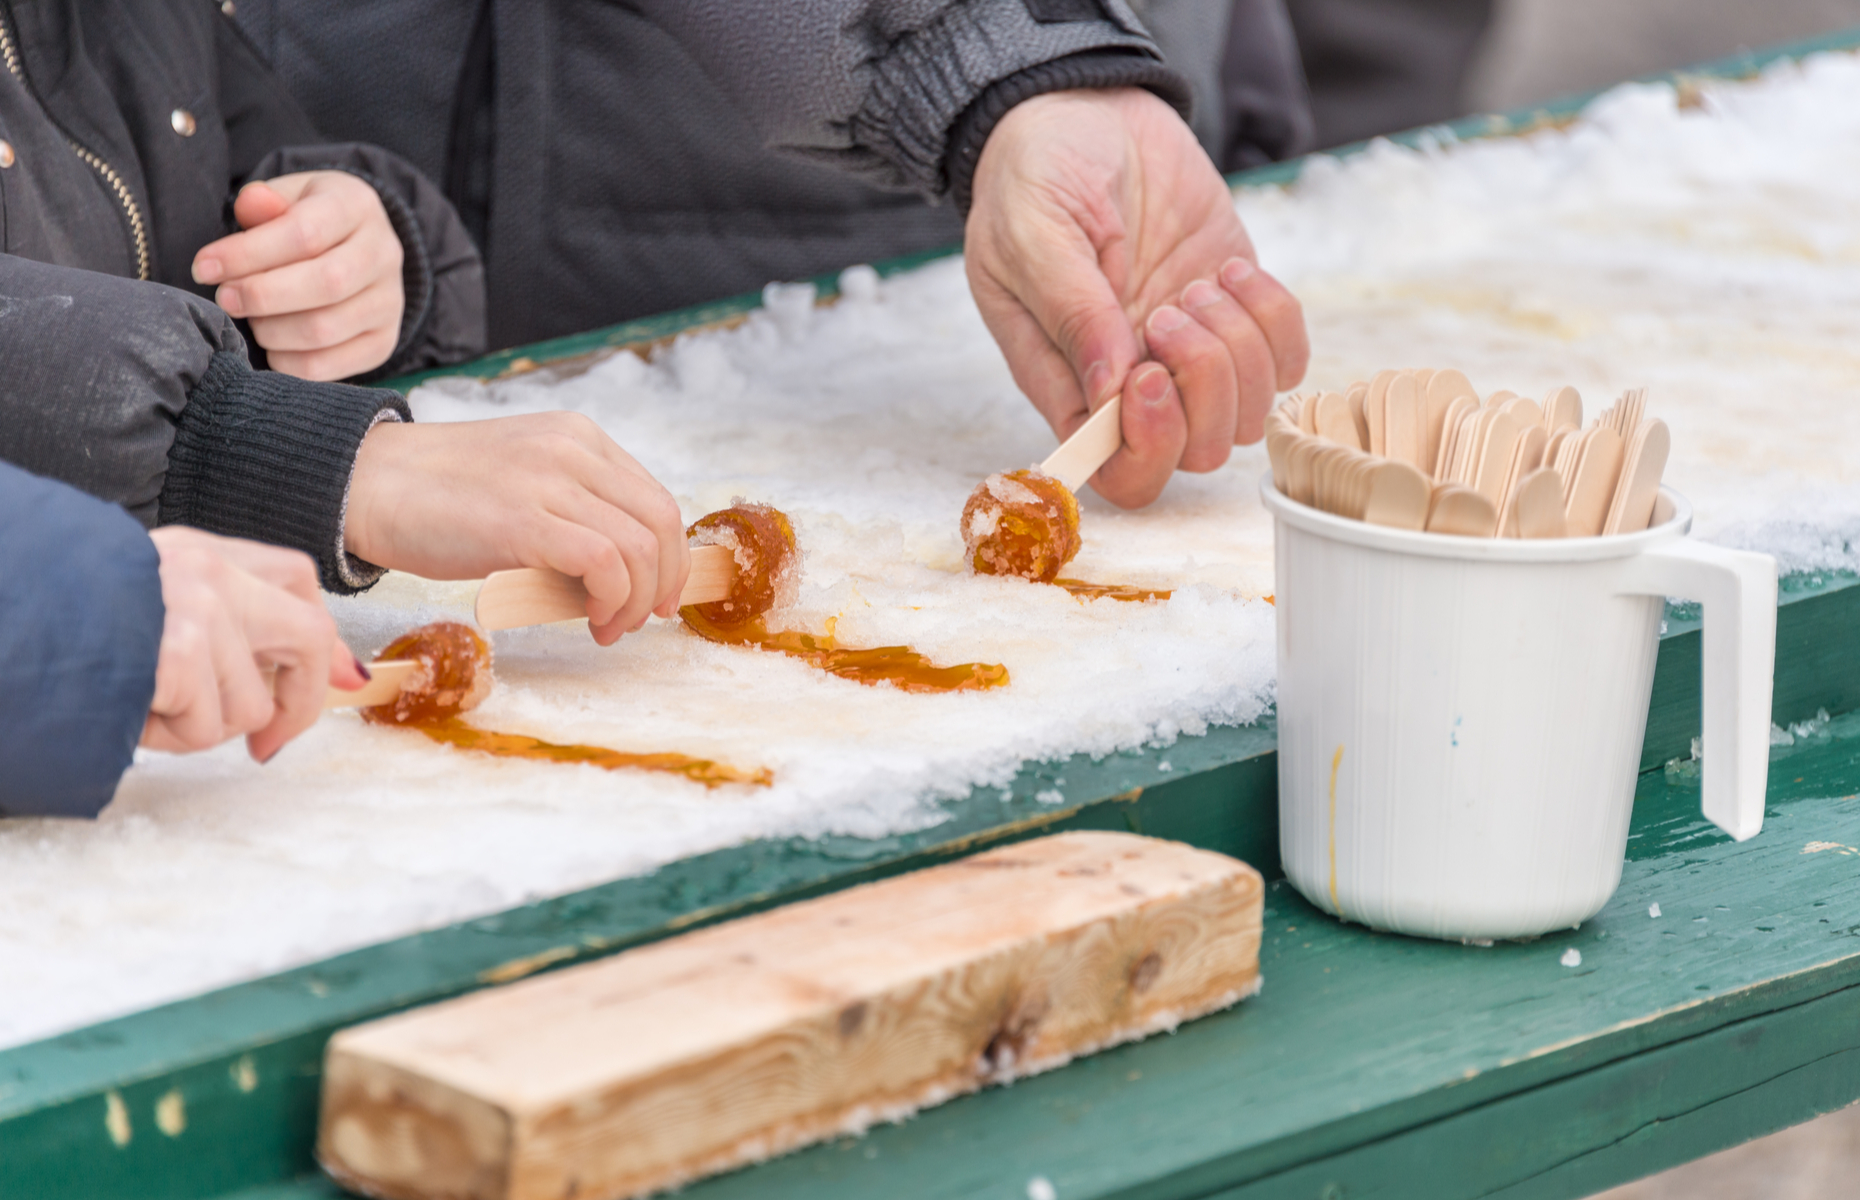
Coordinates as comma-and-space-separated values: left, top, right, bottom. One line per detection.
1422, 371, 1473, 473
324, 661, 420, 710
1565, 425, 1626, 536
317, 832, 1262, 1200
1287, 436, 1321, 506
1500, 395, 1543, 428
1383, 373, 1424, 470
1345, 383, 1371, 450
1494, 424, 1549, 525
1313, 391, 1362, 449
1434, 395, 1478, 480
1425, 485, 1497, 537
1555, 426, 1588, 504
1364, 369, 1396, 455
1471, 411, 1524, 505
1266, 427, 1297, 489
475, 544, 738, 633
1602, 418, 1671, 535
1041, 395, 1123, 493
1362, 460, 1430, 531
1514, 468, 1569, 538
1448, 406, 1486, 484
1542, 385, 1581, 432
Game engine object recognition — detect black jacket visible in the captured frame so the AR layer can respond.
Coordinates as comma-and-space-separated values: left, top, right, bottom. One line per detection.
232, 0, 1309, 351
0, 0, 484, 375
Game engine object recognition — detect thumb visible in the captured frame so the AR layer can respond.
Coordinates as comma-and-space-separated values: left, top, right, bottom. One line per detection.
233, 181, 291, 230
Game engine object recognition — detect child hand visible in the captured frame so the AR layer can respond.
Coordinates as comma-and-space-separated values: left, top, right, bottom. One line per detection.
341, 414, 693, 646
192, 171, 406, 381
143, 528, 369, 763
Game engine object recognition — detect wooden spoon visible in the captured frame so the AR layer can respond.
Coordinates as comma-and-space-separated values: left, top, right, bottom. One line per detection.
476, 543, 738, 632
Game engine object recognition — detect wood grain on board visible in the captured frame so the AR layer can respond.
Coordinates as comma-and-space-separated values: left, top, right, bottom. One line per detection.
318, 832, 1264, 1200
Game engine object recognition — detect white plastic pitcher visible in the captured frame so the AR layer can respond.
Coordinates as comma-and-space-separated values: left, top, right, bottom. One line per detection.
1261, 480, 1777, 941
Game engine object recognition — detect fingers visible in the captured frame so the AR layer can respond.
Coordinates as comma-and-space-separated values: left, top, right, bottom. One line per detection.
233, 180, 293, 230
194, 181, 370, 285
1177, 277, 1279, 446
217, 236, 400, 323
265, 329, 399, 382
142, 528, 347, 764
143, 614, 228, 753
243, 597, 345, 763
1219, 257, 1309, 393
576, 431, 690, 620
1144, 302, 1238, 472
1090, 363, 1188, 509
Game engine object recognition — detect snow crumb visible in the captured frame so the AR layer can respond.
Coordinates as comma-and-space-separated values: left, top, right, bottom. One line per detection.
1560, 948, 1583, 968
1028, 1176, 1058, 1200
1034, 789, 1066, 806
11, 59, 1860, 1048
1649, 903, 1662, 918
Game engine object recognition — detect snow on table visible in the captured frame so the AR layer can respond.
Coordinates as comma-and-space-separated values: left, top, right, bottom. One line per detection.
4, 55, 1858, 1049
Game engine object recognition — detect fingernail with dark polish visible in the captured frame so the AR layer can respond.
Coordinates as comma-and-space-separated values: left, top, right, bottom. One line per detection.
354, 656, 373, 682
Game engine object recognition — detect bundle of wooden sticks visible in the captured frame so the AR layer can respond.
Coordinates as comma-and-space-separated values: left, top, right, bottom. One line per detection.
1265, 369, 1671, 538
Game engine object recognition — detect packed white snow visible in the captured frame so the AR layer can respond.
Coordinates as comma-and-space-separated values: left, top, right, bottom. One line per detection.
4, 53, 1859, 1048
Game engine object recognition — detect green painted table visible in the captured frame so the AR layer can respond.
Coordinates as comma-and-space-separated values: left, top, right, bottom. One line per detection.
6, 29, 1860, 1200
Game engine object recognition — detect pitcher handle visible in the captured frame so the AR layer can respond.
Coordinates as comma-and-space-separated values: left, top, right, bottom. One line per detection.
1616, 538, 1777, 840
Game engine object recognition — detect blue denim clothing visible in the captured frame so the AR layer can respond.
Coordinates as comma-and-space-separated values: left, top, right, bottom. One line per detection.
0, 463, 163, 818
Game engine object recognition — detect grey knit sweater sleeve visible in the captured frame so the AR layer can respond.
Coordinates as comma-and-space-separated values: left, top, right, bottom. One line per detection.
634, 0, 1186, 197
0, 254, 408, 594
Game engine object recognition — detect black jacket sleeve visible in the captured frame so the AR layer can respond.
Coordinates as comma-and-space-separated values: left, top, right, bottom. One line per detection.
243, 143, 488, 378
0, 254, 409, 594
0, 462, 163, 819
633, 0, 1190, 200
215, 11, 486, 377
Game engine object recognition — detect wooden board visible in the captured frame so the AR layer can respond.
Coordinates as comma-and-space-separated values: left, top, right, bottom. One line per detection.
317, 833, 1264, 1200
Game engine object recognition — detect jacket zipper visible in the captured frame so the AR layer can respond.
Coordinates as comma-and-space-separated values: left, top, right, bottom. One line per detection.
0, 8, 152, 280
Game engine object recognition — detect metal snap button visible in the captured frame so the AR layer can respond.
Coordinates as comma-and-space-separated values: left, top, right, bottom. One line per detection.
171, 109, 197, 137
0, 140, 14, 169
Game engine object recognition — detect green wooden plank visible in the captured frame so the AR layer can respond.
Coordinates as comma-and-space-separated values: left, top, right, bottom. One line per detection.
1641, 572, 1860, 771
1, 575, 1853, 1199
210, 705, 1860, 1200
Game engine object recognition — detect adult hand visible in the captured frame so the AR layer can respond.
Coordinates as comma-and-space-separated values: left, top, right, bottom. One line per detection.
343, 414, 690, 645
192, 171, 405, 382
965, 87, 1310, 508
143, 527, 367, 762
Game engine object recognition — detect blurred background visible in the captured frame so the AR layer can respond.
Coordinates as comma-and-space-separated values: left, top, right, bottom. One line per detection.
1289, 0, 1860, 148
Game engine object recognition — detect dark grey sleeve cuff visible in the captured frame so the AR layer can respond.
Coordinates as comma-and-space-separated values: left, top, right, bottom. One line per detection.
157, 351, 412, 595
945, 50, 1194, 215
